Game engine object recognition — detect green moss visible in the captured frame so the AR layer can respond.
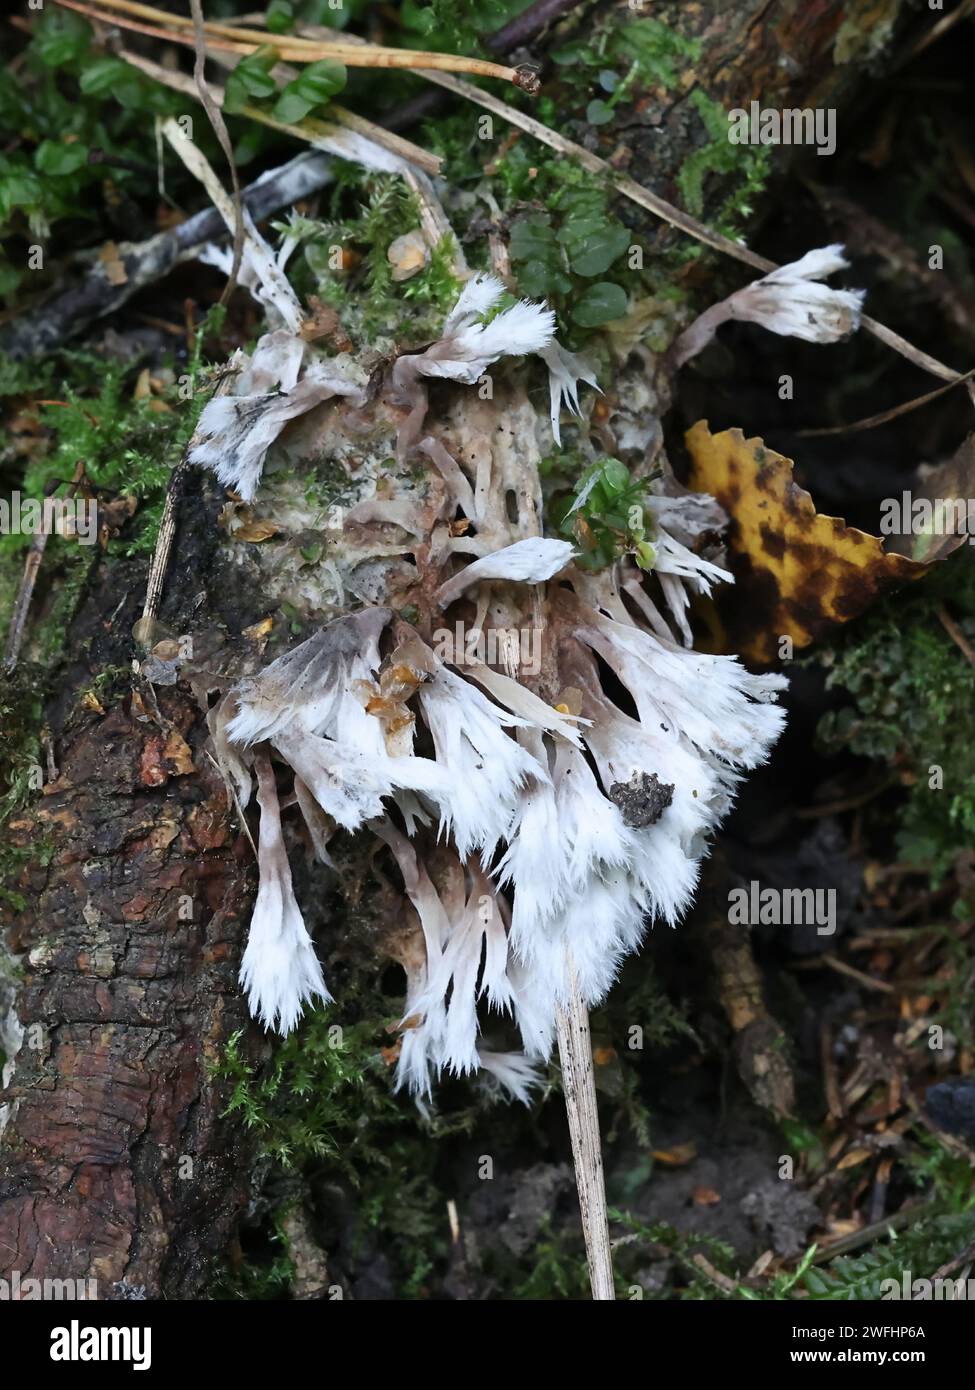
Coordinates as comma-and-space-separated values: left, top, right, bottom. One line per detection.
550, 15, 701, 93
677, 91, 772, 237
216, 1014, 404, 1170
212, 1001, 454, 1297
280, 175, 464, 347
506, 1221, 590, 1299
816, 548, 975, 881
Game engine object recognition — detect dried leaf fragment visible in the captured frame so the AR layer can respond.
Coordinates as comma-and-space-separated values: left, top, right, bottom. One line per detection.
685, 422, 924, 663
387, 229, 429, 282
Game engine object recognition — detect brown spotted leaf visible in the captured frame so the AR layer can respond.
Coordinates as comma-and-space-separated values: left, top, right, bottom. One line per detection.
685, 422, 926, 663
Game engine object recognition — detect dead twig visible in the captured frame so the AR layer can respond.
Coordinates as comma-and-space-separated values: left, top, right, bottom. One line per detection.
893, 0, 975, 69
3, 531, 52, 674
3, 463, 87, 673
803, 955, 896, 994
556, 959, 615, 1300
930, 1240, 975, 1282
937, 603, 975, 668
0, 151, 335, 359
52, 0, 539, 90
484, 0, 581, 53
188, 0, 243, 307
798, 365, 975, 437
808, 1202, 933, 1264
821, 1022, 845, 1120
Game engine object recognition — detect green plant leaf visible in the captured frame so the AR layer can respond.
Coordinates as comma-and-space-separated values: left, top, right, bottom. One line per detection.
509, 215, 556, 261
571, 280, 628, 326
516, 259, 570, 297
273, 60, 347, 123
224, 47, 281, 114
586, 99, 614, 126
78, 56, 146, 108
34, 140, 89, 177
0, 256, 22, 298
33, 9, 91, 67
558, 215, 629, 276
0, 172, 44, 219
551, 40, 590, 66
266, 0, 296, 34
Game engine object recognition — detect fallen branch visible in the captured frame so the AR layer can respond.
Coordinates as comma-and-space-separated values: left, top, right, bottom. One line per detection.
556, 969, 616, 1300
0, 150, 335, 358
937, 603, 975, 669
484, 0, 581, 54
188, 0, 243, 306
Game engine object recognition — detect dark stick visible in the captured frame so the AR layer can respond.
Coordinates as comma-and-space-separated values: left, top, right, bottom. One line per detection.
484, 0, 582, 53
0, 151, 335, 360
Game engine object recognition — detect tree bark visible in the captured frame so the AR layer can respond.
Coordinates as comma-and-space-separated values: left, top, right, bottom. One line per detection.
0, 487, 263, 1299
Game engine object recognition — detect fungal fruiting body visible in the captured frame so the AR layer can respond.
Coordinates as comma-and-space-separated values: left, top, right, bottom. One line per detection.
203, 273, 788, 1099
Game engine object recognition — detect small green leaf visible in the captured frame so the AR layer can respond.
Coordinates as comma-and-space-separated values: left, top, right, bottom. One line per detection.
266, 0, 295, 34
571, 281, 628, 327
515, 260, 570, 298
33, 10, 91, 67
586, 99, 614, 126
0, 172, 44, 219
598, 458, 631, 495
78, 56, 125, 95
0, 256, 22, 298
79, 56, 145, 108
558, 215, 629, 276
35, 140, 89, 177
551, 40, 590, 65
509, 216, 556, 262
224, 47, 280, 114
273, 60, 347, 123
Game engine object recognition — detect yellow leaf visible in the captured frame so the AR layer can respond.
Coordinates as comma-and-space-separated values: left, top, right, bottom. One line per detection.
684, 422, 925, 662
